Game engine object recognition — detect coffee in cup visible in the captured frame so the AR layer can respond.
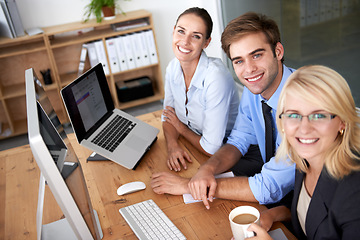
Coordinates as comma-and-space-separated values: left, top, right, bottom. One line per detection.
232, 213, 258, 224
229, 206, 260, 240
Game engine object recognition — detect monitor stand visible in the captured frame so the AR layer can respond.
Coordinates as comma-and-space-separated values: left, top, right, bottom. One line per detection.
37, 174, 104, 240
42, 218, 77, 239
87, 152, 109, 162
41, 209, 103, 240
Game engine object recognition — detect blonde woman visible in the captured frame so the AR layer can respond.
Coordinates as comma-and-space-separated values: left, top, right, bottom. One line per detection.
248, 65, 360, 239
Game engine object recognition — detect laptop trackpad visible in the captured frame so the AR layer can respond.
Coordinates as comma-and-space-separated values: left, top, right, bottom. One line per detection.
126, 135, 147, 151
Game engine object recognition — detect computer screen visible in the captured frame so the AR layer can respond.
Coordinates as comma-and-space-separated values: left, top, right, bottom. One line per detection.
70, 70, 107, 132
25, 68, 102, 240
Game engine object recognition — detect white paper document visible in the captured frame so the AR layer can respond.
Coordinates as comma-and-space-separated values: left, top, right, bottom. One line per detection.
183, 171, 234, 204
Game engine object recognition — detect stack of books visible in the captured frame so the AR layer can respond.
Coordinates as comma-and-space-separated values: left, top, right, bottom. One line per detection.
0, 0, 24, 38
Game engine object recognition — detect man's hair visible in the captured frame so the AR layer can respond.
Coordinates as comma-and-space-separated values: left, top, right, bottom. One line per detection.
176, 7, 213, 40
221, 12, 283, 62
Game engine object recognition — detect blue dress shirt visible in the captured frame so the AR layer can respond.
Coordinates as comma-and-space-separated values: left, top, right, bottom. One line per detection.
227, 65, 296, 204
162, 51, 240, 154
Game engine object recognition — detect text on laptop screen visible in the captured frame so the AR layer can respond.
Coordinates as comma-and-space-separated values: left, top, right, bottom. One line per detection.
71, 71, 107, 131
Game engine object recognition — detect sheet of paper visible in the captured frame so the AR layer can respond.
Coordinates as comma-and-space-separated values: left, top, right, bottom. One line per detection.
269, 228, 288, 240
183, 171, 234, 204
26, 27, 43, 36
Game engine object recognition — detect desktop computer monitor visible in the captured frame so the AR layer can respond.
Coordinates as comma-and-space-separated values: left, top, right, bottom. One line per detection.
25, 68, 103, 240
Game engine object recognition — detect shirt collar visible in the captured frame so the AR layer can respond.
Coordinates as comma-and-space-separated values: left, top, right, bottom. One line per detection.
188, 51, 209, 90
263, 65, 294, 111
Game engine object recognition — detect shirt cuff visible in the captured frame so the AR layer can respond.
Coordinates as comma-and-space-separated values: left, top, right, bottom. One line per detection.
248, 175, 274, 205
248, 163, 295, 205
199, 137, 220, 155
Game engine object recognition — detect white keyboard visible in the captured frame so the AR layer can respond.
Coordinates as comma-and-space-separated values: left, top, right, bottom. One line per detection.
119, 199, 186, 240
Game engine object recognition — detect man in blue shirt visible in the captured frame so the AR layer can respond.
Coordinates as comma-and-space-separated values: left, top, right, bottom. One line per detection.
151, 12, 295, 209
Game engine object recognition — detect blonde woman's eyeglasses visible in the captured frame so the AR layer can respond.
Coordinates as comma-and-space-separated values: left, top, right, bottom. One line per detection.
279, 112, 336, 126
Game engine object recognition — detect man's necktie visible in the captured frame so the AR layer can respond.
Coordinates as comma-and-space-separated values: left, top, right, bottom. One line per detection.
262, 101, 274, 162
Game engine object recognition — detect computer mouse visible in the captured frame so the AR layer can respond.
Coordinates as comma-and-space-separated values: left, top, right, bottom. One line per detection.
117, 181, 146, 196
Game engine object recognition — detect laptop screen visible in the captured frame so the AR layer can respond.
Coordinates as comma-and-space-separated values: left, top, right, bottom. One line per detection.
71, 70, 107, 131
61, 63, 115, 142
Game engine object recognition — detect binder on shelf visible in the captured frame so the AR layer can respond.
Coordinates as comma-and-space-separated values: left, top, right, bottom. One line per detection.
145, 30, 158, 64
1, 0, 24, 37
129, 33, 143, 68
114, 35, 129, 72
111, 18, 149, 31
0, 3, 14, 38
86, 42, 99, 68
94, 40, 110, 75
139, 31, 151, 66
78, 44, 87, 76
122, 34, 136, 70
105, 38, 121, 73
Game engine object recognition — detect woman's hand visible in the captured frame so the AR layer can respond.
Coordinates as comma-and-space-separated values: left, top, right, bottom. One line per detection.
231, 207, 281, 240
259, 206, 291, 232
259, 209, 276, 232
163, 106, 186, 135
231, 223, 272, 240
167, 144, 192, 171
230, 223, 272, 240
246, 223, 273, 240
163, 106, 192, 171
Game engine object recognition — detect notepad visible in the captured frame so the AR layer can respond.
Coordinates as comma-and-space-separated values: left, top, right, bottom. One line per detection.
269, 228, 288, 240
183, 171, 234, 204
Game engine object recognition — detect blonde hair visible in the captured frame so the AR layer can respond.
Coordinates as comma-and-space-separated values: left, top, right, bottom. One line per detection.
276, 65, 360, 179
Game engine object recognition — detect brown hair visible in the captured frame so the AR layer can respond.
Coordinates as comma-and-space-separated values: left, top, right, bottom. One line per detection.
221, 12, 283, 62
176, 7, 213, 39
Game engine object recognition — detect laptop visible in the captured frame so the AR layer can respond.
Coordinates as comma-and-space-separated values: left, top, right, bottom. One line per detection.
61, 63, 159, 170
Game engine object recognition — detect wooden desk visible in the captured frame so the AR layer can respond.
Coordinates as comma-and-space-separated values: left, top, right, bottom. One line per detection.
0, 110, 296, 240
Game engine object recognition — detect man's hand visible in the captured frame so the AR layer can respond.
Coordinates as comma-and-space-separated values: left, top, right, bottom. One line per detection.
188, 167, 217, 209
151, 172, 190, 195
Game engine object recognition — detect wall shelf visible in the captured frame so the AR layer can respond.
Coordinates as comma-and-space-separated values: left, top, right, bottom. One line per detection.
0, 9, 164, 140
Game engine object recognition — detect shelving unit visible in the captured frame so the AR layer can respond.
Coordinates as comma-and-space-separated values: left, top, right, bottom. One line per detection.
0, 9, 164, 140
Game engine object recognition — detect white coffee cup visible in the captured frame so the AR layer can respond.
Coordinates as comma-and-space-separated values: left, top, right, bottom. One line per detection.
229, 206, 260, 240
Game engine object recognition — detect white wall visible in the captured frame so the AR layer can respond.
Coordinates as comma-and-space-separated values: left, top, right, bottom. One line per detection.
16, 0, 224, 82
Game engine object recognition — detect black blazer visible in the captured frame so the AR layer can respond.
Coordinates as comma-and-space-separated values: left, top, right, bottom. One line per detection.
291, 168, 360, 239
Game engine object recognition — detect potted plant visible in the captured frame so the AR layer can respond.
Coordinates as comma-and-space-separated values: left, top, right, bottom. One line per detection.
84, 0, 128, 23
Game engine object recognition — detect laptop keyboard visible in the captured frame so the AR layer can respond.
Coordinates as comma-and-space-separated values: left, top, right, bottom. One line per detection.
91, 115, 136, 152
119, 199, 186, 240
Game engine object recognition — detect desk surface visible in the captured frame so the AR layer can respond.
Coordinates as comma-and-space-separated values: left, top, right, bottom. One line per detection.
0, 110, 296, 240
